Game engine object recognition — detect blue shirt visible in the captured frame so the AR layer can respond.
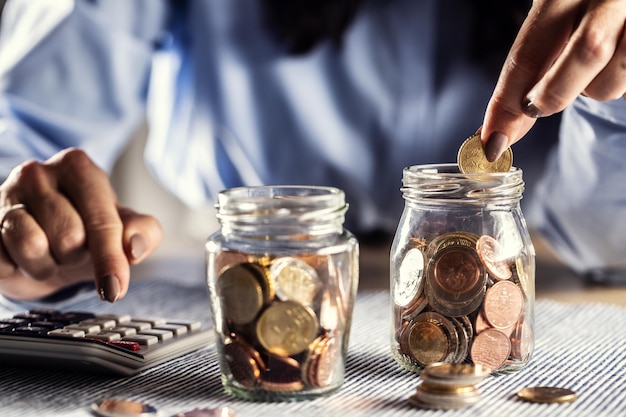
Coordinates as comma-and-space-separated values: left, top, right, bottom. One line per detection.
1, 0, 625, 275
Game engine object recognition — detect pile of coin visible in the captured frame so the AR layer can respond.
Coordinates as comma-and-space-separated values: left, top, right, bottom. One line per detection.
408, 362, 490, 409
393, 230, 532, 372
214, 251, 348, 394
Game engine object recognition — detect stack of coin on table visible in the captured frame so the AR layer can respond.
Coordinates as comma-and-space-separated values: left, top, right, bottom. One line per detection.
214, 252, 348, 394
408, 362, 490, 409
392, 132, 533, 373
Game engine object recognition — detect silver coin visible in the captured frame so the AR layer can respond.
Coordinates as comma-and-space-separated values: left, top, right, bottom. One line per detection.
394, 247, 425, 307
91, 399, 159, 417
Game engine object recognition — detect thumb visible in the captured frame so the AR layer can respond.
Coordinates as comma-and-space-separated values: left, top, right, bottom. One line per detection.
118, 206, 163, 265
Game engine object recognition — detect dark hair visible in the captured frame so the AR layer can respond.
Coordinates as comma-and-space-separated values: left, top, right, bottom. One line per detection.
262, 0, 531, 60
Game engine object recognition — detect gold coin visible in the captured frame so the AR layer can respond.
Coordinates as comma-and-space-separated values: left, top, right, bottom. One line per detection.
457, 133, 513, 174
517, 386, 577, 404
256, 300, 319, 357
270, 257, 321, 306
218, 263, 267, 325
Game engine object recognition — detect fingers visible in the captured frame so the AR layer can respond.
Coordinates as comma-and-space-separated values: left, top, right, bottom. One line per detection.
526, 0, 626, 114
482, 0, 578, 157
48, 149, 128, 302
118, 206, 163, 265
584, 18, 626, 100
483, 0, 626, 161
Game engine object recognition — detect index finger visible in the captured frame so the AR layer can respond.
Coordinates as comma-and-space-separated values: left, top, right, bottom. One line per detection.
51, 149, 129, 302
482, 1, 579, 155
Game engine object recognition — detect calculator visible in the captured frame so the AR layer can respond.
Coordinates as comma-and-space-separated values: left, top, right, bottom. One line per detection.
0, 309, 214, 376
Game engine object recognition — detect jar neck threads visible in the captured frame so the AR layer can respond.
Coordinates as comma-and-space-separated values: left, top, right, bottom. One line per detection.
216, 186, 348, 239
401, 164, 525, 207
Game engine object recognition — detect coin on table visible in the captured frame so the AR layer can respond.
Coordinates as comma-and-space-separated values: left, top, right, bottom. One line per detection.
256, 300, 319, 357
457, 133, 513, 174
91, 399, 158, 417
270, 257, 321, 306
476, 235, 512, 281
517, 386, 577, 404
421, 362, 490, 387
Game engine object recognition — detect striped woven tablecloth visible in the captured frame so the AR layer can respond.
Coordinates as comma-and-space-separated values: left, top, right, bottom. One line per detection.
0, 280, 624, 417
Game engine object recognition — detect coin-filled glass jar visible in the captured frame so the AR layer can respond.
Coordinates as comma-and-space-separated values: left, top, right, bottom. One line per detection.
206, 186, 359, 401
390, 164, 535, 374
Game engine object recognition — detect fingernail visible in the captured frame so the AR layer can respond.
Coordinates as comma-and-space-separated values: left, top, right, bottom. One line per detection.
130, 233, 147, 261
523, 99, 543, 118
99, 274, 120, 303
485, 132, 509, 162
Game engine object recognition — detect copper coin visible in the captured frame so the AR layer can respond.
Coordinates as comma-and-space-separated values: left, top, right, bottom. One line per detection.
402, 291, 428, 322
223, 336, 265, 388
303, 335, 341, 388
510, 316, 533, 360
259, 353, 305, 392
483, 280, 524, 329
218, 263, 267, 325
91, 399, 157, 417
256, 300, 319, 357
426, 232, 479, 260
426, 281, 485, 318
470, 328, 511, 371
476, 235, 512, 281
473, 311, 491, 335
457, 132, 513, 174
430, 247, 482, 297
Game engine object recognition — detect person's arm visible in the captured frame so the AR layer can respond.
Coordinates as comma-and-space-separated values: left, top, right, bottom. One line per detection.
481, 0, 626, 160
0, 0, 168, 302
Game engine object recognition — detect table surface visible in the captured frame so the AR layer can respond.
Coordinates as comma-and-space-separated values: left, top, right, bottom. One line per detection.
1, 231, 625, 417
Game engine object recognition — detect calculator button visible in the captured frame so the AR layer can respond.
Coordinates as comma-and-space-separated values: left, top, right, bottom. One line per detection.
109, 327, 137, 337
48, 328, 86, 337
65, 323, 101, 333
153, 324, 188, 336
0, 323, 15, 331
97, 314, 132, 324
120, 322, 152, 331
86, 332, 123, 342
81, 318, 117, 329
166, 320, 202, 331
131, 317, 167, 326
122, 335, 159, 346
31, 321, 65, 330
138, 329, 174, 341
0, 318, 30, 326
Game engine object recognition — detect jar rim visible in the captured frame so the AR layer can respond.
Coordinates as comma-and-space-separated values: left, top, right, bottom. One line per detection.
216, 185, 348, 222
404, 163, 522, 178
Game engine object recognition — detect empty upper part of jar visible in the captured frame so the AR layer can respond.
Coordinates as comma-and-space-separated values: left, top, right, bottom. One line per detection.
215, 185, 348, 238
401, 164, 525, 206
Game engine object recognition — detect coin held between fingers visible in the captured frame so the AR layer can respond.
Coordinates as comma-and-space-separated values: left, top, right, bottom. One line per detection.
484, 132, 509, 163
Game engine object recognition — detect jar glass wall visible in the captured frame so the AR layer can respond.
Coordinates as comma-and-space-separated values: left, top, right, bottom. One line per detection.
206, 186, 359, 401
390, 164, 535, 374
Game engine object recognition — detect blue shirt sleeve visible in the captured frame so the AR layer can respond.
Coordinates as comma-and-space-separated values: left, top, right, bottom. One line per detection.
528, 96, 626, 276
0, 0, 169, 180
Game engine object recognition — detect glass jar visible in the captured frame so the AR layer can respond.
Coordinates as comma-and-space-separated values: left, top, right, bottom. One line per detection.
206, 186, 359, 401
390, 164, 535, 374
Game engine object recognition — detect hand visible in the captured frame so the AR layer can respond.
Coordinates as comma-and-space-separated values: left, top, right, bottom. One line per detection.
481, 0, 626, 161
0, 148, 163, 302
